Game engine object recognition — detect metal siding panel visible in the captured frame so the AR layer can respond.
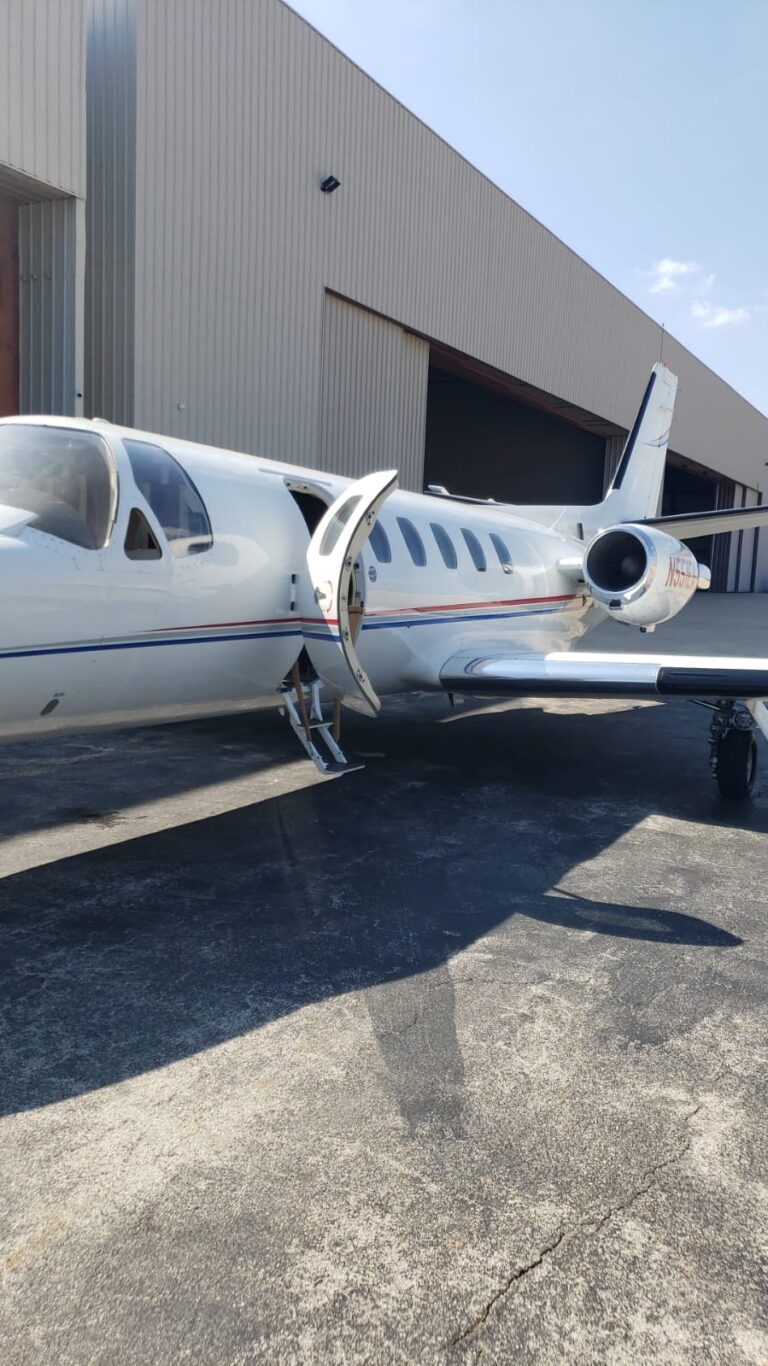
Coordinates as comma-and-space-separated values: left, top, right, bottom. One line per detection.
18, 197, 81, 414
729, 483, 757, 593
741, 487, 759, 594
121, 0, 767, 515
603, 434, 625, 491
84, 0, 137, 424
756, 531, 768, 593
0, 0, 86, 198
132, 0, 321, 459
319, 294, 428, 489
726, 486, 743, 590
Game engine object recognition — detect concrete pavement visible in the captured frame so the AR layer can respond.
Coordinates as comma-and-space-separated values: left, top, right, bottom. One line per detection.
1, 596, 767, 1363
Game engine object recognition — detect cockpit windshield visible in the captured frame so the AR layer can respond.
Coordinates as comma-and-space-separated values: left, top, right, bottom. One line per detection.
0, 424, 116, 550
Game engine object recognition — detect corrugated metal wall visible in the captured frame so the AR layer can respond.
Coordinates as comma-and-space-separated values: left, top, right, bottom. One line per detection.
735, 486, 759, 593
0, 0, 87, 417
724, 483, 761, 593
603, 434, 625, 492
87, 0, 768, 502
132, 0, 331, 456
319, 295, 428, 489
0, 0, 86, 198
85, 0, 137, 424
17, 198, 84, 414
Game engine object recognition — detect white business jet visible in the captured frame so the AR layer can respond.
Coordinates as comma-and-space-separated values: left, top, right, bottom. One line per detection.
1, 363, 768, 798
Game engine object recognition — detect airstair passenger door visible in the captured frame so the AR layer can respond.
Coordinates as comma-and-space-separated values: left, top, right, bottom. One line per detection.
303, 470, 397, 716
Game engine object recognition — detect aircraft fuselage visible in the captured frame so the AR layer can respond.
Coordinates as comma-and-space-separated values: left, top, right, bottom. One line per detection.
0, 415, 593, 741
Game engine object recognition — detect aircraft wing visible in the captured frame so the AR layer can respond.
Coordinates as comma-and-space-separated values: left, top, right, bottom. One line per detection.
440, 650, 768, 700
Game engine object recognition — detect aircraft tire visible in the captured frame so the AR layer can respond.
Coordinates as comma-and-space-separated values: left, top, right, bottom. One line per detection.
715, 728, 757, 801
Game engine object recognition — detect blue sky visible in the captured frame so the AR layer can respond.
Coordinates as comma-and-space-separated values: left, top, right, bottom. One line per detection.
288, 0, 768, 416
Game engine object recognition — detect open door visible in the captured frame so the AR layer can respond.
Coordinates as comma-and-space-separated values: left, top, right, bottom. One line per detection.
304, 469, 398, 716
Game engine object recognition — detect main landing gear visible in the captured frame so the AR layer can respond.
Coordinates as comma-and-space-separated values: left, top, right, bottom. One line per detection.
707, 700, 758, 802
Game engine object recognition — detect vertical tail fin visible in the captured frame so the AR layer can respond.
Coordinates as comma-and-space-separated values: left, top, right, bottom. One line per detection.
598, 363, 678, 524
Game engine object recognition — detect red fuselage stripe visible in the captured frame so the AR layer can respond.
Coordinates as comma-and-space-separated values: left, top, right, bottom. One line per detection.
150, 593, 579, 634
366, 594, 577, 617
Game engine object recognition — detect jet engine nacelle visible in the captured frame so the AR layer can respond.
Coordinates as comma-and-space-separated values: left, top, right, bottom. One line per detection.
584, 523, 705, 628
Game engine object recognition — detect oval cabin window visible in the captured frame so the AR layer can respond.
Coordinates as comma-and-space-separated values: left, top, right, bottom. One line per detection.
430, 522, 458, 569
397, 517, 427, 567
369, 519, 392, 563
461, 527, 487, 572
490, 532, 513, 572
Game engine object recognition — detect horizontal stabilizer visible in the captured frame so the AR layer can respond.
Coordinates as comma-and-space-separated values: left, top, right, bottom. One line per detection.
440, 650, 768, 700
637, 504, 768, 540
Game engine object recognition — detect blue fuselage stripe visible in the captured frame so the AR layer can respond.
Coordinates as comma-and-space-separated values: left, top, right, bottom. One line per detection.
0, 604, 571, 662
0, 629, 302, 661
304, 605, 564, 642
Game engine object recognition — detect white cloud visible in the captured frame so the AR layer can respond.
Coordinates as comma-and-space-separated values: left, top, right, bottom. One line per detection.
690, 300, 750, 328
642, 256, 754, 332
646, 258, 701, 293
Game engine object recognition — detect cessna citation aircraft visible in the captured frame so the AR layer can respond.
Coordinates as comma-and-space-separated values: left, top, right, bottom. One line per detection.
2, 362, 768, 799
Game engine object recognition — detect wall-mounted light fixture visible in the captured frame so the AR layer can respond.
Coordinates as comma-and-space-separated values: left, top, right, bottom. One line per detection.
320, 174, 341, 194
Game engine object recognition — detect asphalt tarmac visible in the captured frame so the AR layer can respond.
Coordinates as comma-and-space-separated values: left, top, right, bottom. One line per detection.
1, 597, 767, 1363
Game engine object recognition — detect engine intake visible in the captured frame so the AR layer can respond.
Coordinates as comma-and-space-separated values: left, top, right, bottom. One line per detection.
586, 529, 648, 593
584, 523, 703, 628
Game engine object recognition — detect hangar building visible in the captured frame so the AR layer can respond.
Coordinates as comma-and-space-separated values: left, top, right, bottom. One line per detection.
0, 0, 86, 418
1, 0, 767, 589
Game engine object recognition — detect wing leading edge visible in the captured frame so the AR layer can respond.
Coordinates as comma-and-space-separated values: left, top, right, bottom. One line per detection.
440, 650, 768, 699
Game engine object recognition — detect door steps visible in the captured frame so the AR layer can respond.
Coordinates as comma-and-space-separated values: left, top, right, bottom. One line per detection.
280, 677, 363, 776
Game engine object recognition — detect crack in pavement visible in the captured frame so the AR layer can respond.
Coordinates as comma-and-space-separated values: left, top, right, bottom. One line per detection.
450, 1226, 570, 1350
451, 1078, 723, 1354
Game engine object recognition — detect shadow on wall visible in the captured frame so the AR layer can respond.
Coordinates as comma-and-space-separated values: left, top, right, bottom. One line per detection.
0, 698, 756, 1120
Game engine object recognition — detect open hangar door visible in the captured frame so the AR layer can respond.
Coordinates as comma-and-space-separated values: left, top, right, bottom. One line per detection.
422, 344, 763, 594
662, 454, 762, 592
662, 458, 718, 578
424, 346, 608, 506
0, 169, 84, 419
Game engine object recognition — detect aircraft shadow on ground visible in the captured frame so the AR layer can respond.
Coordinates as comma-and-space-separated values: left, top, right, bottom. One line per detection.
0, 700, 756, 1117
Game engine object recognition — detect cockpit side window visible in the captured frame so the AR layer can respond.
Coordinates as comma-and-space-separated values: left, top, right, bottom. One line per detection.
0, 424, 116, 550
124, 507, 162, 560
123, 439, 213, 557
